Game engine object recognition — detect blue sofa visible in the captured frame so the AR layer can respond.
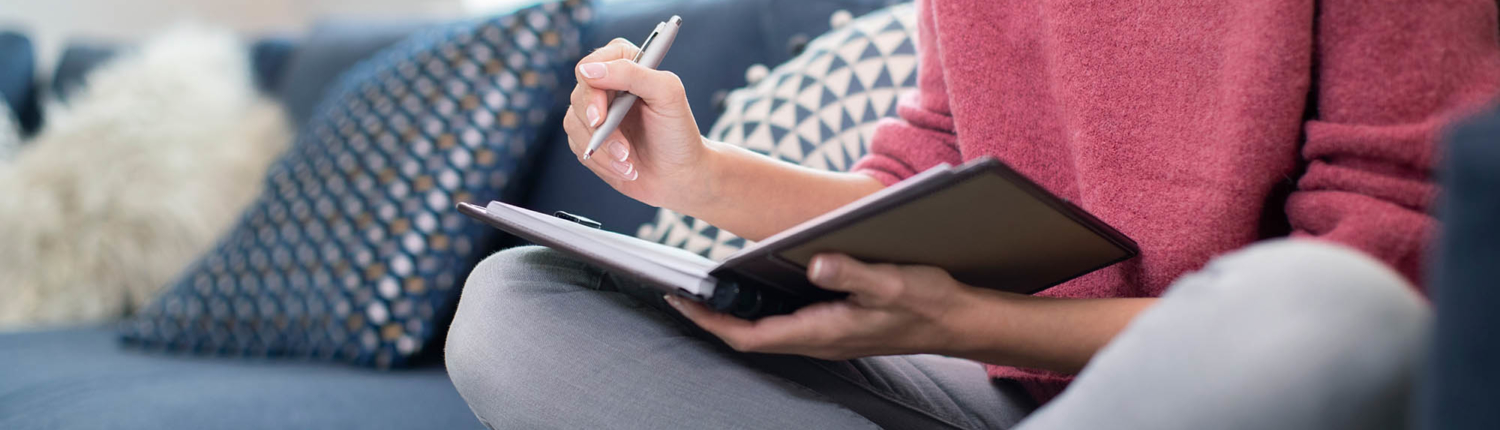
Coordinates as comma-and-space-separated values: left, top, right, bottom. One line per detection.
5, 1, 1492, 428
0, 0, 901, 428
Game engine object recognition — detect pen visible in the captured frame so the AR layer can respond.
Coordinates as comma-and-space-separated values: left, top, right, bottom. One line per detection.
583, 15, 682, 160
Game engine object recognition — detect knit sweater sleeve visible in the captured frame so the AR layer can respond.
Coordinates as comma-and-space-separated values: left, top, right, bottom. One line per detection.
851, 0, 962, 185
1287, 0, 1500, 286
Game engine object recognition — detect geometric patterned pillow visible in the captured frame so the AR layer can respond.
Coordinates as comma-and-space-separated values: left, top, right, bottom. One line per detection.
635, 3, 917, 261
121, 0, 593, 369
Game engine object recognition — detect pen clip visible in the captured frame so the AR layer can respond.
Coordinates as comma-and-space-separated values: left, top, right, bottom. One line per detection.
633, 22, 665, 63
552, 211, 603, 229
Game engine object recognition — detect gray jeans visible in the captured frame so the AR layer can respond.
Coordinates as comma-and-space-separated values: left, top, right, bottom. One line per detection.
445, 239, 1429, 429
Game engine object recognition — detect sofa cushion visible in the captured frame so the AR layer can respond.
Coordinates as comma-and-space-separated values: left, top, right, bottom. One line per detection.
0, 31, 40, 135
1423, 103, 1500, 430
520, 0, 899, 235
53, 36, 300, 103
635, 3, 918, 260
50, 41, 122, 102
249, 37, 298, 93
0, 328, 482, 430
275, 20, 436, 128
121, 0, 593, 369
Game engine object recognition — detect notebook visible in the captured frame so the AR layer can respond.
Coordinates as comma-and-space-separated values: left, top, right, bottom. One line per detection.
457, 157, 1139, 318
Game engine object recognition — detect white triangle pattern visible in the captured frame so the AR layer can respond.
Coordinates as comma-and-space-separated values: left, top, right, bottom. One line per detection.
639, 4, 920, 260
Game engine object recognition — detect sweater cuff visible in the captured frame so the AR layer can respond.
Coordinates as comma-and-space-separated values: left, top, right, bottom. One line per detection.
852, 153, 916, 187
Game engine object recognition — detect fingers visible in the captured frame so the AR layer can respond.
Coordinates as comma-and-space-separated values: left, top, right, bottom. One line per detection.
572, 39, 640, 128
574, 39, 640, 88
575, 59, 688, 112
563, 106, 637, 181
808, 254, 903, 305
569, 85, 602, 128
665, 295, 828, 354
665, 295, 755, 340
580, 38, 641, 72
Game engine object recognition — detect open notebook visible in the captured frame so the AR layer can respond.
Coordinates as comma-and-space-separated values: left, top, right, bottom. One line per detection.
458, 157, 1139, 318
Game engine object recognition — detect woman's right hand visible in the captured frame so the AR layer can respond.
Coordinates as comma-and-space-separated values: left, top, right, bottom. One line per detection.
563, 38, 714, 210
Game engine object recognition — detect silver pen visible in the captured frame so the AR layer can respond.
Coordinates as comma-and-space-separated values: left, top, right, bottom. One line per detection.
583, 15, 682, 160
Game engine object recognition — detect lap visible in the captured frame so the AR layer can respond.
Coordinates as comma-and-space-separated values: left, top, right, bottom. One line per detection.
447, 239, 1428, 430
1018, 239, 1429, 430
444, 245, 1033, 430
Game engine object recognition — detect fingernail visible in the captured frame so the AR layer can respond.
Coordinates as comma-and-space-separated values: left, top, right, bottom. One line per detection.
612, 159, 634, 178
607, 141, 629, 161
586, 105, 600, 126
809, 256, 832, 283
579, 62, 607, 79
665, 295, 690, 314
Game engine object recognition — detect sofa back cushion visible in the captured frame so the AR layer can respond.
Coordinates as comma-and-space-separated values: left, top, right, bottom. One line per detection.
1423, 103, 1500, 430
275, 20, 438, 129
0, 31, 39, 135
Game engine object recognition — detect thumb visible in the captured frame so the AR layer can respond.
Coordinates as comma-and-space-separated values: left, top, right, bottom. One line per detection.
807, 254, 902, 305
576, 59, 688, 112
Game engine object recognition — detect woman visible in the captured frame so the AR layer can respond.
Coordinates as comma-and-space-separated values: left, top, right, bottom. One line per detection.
446, 0, 1500, 428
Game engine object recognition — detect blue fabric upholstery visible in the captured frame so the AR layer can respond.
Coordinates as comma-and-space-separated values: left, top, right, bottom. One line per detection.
0, 328, 481, 430
521, 0, 899, 234
50, 41, 120, 102
52, 37, 300, 103
274, 20, 436, 129
1420, 104, 1500, 430
0, 31, 40, 135
249, 37, 298, 93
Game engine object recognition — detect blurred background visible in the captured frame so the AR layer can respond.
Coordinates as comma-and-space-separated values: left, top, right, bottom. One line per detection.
0, 0, 541, 75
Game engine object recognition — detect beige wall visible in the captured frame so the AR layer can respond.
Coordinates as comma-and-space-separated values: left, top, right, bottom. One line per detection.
0, 0, 541, 78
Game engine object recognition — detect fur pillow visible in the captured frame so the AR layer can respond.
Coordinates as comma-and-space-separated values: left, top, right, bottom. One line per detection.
0, 102, 17, 160
0, 27, 290, 329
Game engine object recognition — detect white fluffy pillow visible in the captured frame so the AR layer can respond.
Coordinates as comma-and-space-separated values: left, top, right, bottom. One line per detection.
0, 101, 18, 160
0, 26, 290, 329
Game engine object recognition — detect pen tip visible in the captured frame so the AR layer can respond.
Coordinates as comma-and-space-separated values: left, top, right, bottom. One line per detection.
583, 148, 595, 160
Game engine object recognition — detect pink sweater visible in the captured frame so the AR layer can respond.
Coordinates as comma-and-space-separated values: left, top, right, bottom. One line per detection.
853, 0, 1500, 403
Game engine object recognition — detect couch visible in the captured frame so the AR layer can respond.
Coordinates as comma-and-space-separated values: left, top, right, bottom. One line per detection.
2, 0, 1494, 428
0, 0, 903, 428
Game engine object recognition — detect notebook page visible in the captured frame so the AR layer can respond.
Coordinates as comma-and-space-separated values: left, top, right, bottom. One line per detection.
485, 202, 719, 295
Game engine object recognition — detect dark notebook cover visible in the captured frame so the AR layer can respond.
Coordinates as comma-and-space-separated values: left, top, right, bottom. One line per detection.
459, 157, 1139, 308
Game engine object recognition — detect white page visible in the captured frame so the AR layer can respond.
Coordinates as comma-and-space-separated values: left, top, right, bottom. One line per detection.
485, 202, 720, 296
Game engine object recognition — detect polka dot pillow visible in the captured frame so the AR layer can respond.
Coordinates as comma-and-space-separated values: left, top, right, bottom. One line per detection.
121, 0, 592, 368
635, 4, 917, 261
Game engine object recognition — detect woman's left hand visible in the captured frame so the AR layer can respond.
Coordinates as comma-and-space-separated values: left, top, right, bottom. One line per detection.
666, 253, 978, 360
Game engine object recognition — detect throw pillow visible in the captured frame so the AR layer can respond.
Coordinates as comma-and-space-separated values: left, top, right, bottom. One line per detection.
121, 0, 593, 369
635, 4, 917, 261
0, 26, 289, 329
